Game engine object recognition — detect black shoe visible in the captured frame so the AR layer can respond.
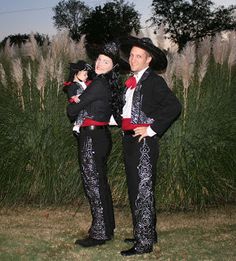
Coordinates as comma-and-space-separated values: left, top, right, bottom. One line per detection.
120, 246, 153, 256
75, 237, 106, 247
124, 236, 158, 244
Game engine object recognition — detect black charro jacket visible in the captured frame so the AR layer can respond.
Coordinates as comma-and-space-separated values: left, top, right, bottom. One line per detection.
66, 74, 112, 123
127, 68, 182, 137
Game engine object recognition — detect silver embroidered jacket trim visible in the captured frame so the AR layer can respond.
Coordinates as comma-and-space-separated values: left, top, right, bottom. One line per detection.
131, 84, 154, 124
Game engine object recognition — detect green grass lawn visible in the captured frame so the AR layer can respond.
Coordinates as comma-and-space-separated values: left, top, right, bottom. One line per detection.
0, 204, 235, 260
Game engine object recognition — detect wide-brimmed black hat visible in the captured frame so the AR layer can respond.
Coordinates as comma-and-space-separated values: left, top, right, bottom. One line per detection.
69, 60, 92, 72
119, 36, 168, 72
99, 42, 120, 66
94, 41, 129, 73
66, 60, 93, 82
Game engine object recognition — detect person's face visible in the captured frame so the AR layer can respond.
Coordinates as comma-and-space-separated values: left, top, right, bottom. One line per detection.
75, 70, 88, 82
95, 54, 113, 75
129, 46, 152, 73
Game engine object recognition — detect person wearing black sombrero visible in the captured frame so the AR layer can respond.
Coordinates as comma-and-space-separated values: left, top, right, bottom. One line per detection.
66, 42, 123, 247
119, 36, 182, 256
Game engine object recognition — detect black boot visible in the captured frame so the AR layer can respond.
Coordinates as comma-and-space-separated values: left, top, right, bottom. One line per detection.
75, 237, 106, 247
120, 245, 153, 256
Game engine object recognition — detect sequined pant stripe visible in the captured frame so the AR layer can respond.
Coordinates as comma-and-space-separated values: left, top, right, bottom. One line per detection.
77, 129, 114, 240
123, 136, 159, 251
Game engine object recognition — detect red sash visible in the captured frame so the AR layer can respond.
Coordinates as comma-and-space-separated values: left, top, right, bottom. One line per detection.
122, 118, 150, 130
81, 118, 108, 127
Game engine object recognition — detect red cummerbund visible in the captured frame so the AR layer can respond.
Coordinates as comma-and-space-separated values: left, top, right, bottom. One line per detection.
81, 118, 108, 127
122, 118, 150, 130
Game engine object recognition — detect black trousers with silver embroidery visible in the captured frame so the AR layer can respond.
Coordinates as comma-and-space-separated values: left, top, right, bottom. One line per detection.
77, 128, 115, 240
123, 135, 159, 251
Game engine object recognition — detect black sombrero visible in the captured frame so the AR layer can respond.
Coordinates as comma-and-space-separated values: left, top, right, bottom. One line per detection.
119, 36, 168, 72
69, 60, 92, 72
98, 41, 130, 73
66, 60, 93, 82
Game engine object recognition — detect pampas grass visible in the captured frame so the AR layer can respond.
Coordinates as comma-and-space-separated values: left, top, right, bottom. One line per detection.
163, 53, 177, 90
198, 55, 209, 85
3, 38, 15, 59
180, 42, 196, 92
228, 31, 236, 69
21, 33, 41, 60
55, 61, 64, 96
36, 58, 46, 110
197, 36, 211, 85
12, 58, 24, 111
196, 37, 211, 103
212, 33, 229, 65
49, 31, 78, 63
0, 63, 7, 88
0, 30, 235, 209
228, 31, 236, 85
179, 42, 196, 120
25, 62, 33, 103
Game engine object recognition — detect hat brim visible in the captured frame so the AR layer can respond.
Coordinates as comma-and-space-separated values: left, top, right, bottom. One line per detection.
119, 36, 168, 72
69, 63, 92, 72
97, 50, 130, 74
117, 57, 130, 74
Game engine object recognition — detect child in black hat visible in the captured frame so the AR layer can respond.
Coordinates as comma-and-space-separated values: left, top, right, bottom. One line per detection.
63, 60, 93, 134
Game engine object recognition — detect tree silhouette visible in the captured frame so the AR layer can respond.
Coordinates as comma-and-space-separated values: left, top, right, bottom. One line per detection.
150, 0, 236, 51
0, 33, 49, 49
52, 0, 91, 41
80, 0, 141, 59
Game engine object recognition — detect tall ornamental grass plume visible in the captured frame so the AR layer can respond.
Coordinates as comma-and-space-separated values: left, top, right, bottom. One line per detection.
49, 31, 86, 65
3, 38, 16, 59
36, 57, 46, 110
163, 53, 177, 90
227, 31, 236, 83
197, 36, 211, 85
0, 63, 7, 88
212, 33, 229, 66
21, 32, 41, 61
178, 42, 196, 121
196, 36, 211, 103
12, 58, 24, 111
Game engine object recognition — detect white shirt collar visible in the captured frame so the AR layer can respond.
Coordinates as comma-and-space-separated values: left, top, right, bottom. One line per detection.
74, 79, 87, 90
134, 67, 149, 83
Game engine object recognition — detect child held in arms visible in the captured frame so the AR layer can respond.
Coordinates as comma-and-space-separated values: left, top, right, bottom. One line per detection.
63, 60, 93, 135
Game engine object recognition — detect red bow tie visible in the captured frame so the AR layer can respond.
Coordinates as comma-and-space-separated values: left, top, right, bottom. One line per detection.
125, 76, 137, 89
